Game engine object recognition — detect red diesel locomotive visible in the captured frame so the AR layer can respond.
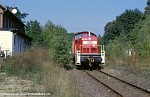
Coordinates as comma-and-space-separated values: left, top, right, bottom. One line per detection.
72, 31, 105, 69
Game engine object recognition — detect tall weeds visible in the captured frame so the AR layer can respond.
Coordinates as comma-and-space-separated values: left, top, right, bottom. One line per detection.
43, 63, 79, 97
3, 47, 49, 76
106, 39, 150, 73
2, 47, 80, 97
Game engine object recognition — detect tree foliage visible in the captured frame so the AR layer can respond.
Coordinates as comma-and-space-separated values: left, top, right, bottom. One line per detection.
104, 1, 150, 59
25, 20, 43, 46
145, 0, 150, 14
129, 15, 150, 57
43, 20, 70, 65
103, 21, 122, 44
119, 9, 143, 34
106, 14, 150, 59
66, 33, 74, 51
7, 6, 28, 21
26, 20, 73, 65
103, 9, 143, 44
105, 32, 130, 58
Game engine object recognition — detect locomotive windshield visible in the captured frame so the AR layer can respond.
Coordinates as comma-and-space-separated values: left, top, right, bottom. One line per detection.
75, 32, 96, 39
75, 34, 83, 39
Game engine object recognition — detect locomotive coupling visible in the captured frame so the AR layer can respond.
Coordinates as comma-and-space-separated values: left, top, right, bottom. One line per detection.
88, 58, 94, 63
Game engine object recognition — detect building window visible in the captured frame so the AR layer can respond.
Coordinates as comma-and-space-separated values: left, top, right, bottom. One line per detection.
4, 16, 7, 28
18, 37, 19, 51
14, 35, 15, 45
10, 20, 13, 28
6, 17, 8, 28
7, 18, 9, 28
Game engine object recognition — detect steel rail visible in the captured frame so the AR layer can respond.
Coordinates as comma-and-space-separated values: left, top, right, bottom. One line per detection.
83, 70, 123, 97
97, 70, 150, 94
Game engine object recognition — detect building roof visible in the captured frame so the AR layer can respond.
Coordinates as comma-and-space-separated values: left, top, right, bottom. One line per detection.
0, 3, 26, 26
0, 3, 32, 41
0, 3, 7, 10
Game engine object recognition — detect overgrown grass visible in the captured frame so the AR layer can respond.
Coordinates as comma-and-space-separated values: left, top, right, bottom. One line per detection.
0, 73, 5, 82
2, 47, 80, 97
134, 57, 150, 72
3, 47, 49, 76
43, 63, 79, 97
105, 36, 150, 73
106, 51, 150, 73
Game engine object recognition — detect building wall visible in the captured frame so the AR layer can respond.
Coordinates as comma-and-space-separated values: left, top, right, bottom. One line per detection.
0, 31, 13, 56
0, 8, 3, 28
0, 14, 3, 28
13, 34, 25, 55
0, 31, 30, 56
0, 5, 32, 57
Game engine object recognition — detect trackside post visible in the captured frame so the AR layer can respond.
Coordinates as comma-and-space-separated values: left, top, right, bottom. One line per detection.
101, 45, 105, 65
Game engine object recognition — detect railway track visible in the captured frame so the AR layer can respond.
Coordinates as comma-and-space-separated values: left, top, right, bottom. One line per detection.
97, 70, 150, 93
83, 70, 123, 97
83, 70, 150, 97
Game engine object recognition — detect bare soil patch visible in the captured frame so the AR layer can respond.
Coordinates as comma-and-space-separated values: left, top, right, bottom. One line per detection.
0, 72, 46, 97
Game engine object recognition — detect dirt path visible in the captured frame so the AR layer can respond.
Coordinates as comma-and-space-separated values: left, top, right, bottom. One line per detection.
0, 72, 48, 97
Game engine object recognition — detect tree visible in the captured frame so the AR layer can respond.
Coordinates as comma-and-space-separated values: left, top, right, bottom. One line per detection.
103, 20, 122, 44
119, 9, 143, 35
145, 0, 150, 14
103, 9, 143, 44
143, 0, 150, 19
7, 6, 28, 21
129, 15, 150, 57
25, 20, 43, 46
66, 32, 74, 51
43, 20, 69, 65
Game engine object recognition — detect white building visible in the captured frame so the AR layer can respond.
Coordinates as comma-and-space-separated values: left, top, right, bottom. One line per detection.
0, 4, 32, 58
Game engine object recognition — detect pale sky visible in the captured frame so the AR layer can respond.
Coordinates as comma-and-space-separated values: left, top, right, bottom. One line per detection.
0, 0, 147, 36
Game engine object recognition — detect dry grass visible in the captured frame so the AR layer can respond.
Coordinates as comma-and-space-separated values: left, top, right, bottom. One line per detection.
43, 63, 79, 97
133, 57, 150, 72
3, 47, 50, 76
106, 54, 150, 73
1, 47, 80, 97
106, 55, 126, 67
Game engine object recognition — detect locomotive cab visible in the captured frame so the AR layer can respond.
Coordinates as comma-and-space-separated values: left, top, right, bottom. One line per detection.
72, 31, 105, 69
